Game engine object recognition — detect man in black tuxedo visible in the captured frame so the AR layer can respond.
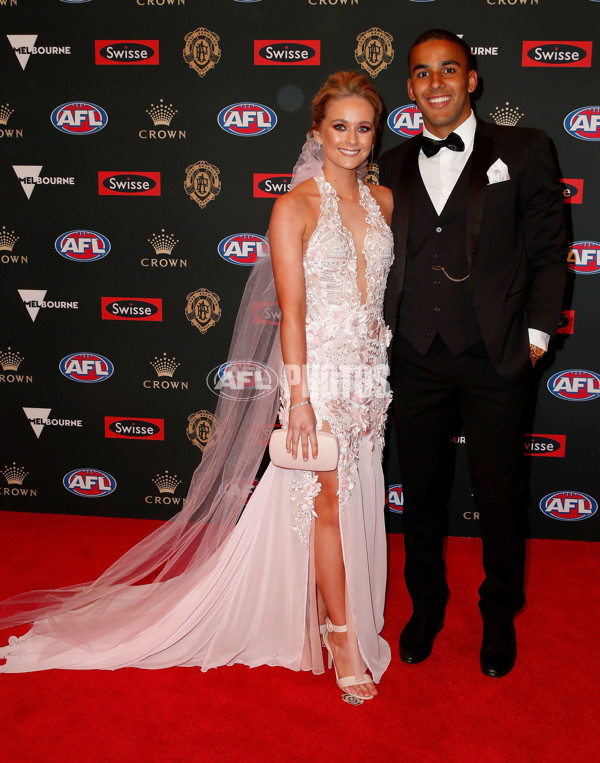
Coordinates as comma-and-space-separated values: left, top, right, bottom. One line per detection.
379, 29, 567, 677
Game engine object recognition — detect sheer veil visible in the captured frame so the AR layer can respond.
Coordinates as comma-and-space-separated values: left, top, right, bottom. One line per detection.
0, 139, 324, 643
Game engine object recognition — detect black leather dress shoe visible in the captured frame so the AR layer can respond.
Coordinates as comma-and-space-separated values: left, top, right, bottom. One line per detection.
480, 619, 516, 678
399, 613, 444, 664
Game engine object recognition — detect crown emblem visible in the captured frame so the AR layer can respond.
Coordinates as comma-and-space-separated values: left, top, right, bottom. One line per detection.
490, 102, 524, 127
146, 99, 178, 127
148, 229, 179, 256
152, 470, 182, 494
0, 347, 24, 372
150, 352, 181, 378
0, 104, 15, 126
2, 462, 29, 486
0, 225, 19, 252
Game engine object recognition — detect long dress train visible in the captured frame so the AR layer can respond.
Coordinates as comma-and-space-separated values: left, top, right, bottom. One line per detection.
0, 170, 394, 680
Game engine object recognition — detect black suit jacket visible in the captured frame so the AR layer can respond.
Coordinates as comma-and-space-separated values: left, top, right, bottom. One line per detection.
379, 119, 568, 383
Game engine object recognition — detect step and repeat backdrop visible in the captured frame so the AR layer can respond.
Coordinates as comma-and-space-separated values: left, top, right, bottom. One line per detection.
2, 0, 599, 541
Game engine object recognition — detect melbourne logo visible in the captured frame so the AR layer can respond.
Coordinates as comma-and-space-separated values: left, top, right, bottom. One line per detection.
51, 102, 108, 135
98, 171, 161, 196
18, 289, 78, 322
183, 27, 220, 78
95, 40, 159, 65
522, 41, 592, 67
13, 166, 75, 199
185, 288, 221, 333
59, 353, 114, 383
253, 174, 292, 198
23, 407, 82, 438
140, 100, 186, 140
102, 297, 163, 321
539, 491, 598, 522
564, 106, 600, 141
217, 103, 277, 137
547, 369, 600, 401
387, 484, 403, 514
218, 233, 269, 265
254, 40, 320, 65
561, 178, 583, 204
387, 105, 423, 137
524, 434, 566, 457
8, 35, 71, 70
355, 27, 394, 78
55, 230, 111, 262
207, 360, 278, 400
63, 469, 116, 498
105, 417, 165, 441
184, 160, 221, 208
567, 241, 600, 274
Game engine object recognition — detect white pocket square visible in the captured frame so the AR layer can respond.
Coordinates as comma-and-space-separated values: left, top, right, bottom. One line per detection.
487, 158, 510, 185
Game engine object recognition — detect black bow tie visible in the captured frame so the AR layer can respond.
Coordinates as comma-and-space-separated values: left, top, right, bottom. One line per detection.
420, 132, 465, 158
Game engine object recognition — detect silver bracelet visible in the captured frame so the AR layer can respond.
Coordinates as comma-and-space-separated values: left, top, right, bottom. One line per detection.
287, 399, 311, 412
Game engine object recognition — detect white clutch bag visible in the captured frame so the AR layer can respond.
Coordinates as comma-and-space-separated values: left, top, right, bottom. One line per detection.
268, 429, 339, 472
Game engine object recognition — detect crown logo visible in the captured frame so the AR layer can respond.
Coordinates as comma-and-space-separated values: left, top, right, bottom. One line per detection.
0, 347, 24, 372
2, 462, 29, 486
490, 102, 524, 127
0, 104, 15, 126
152, 470, 182, 494
0, 225, 19, 252
148, 228, 179, 256
150, 352, 181, 378
146, 99, 178, 127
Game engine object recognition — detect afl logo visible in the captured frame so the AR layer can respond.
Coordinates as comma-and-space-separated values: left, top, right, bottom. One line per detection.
63, 468, 116, 498
547, 369, 600, 401
207, 360, 278, 400
55, 230, 111, 262
59, 352, 114, 383
564, 106, 600, 141
540, 491, 598, 522
217, 103, 277, 137
51, 102, 108, 135
567, 241, 600, 274
387, 105, 423, 138
218, 233, 269, 266
387, 484, 403, 514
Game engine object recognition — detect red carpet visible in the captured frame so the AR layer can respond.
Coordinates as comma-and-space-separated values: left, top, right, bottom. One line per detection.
1, 511, 598, 762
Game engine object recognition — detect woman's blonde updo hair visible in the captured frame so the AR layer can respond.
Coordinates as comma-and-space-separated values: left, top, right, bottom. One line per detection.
311, 70, 383, 134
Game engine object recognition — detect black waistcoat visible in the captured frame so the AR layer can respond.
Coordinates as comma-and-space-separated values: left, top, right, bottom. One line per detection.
397, 159, 482, 355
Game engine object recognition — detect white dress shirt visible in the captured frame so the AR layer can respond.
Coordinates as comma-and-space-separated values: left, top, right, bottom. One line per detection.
418, 110, 549, 352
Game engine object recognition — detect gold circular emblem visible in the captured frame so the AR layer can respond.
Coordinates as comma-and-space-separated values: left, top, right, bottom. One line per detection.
355, 27, 394, 78
183, 27, 221, 78
184, 160, 221, 209
185, 287, 221, 334
186, 409, 217, 451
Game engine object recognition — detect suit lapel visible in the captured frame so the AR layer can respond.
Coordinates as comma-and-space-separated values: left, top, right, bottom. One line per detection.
389, 139, 420, 293
466, 127, 494, 271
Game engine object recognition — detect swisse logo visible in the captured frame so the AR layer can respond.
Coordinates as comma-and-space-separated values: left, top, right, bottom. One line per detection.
524, 434, 566, 457
564, 106, 600, 141
217, 103, 277, 137
55, 230, 110, 262
63, 469, 116, 498
253, 301, 281, 325
387, 105, 423, 137
254, 40, 320, 65
387, 484, 403, 514
98, 171, 161, 196
105, 416, 165, 440
218, 233, 269, 265
547, 370, 600, 402
95, 40, 159, 65
207, 360, 278, 400
522, 41, 592, 67
59, 352, 114, 383
51, 102, 108, 135
561, 178, 583, 205
101, 297, 163, 321
567, 241, 600, 274
253, 174, 293, 198
540, 491, 598, 522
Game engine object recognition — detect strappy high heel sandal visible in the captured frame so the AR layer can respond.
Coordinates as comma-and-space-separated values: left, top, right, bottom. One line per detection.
322, 617, 375, 704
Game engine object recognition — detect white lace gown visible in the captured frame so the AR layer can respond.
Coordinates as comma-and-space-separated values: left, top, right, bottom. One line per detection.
0, 171, 394, 680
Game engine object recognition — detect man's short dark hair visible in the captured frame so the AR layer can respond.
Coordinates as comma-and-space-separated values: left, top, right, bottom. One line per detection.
408, 29, 475, 72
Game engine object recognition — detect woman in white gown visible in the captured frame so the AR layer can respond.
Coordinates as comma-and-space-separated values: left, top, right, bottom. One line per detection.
0, 72, 394, 703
